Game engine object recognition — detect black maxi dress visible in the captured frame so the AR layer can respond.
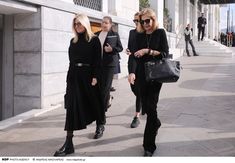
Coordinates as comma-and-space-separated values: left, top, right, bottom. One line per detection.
64, 33, 104, 131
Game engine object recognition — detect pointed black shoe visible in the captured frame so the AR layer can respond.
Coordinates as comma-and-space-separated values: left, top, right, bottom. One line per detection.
93, 125, 105, 139
54, 136, 74, 156
144, 150, 153, 157
130, 117, 140, 128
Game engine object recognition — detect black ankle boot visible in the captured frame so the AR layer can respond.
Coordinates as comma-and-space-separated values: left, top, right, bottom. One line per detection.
93, 125, 105, 139
54, 136, 74, 156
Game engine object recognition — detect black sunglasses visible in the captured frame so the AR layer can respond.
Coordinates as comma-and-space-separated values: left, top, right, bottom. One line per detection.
74, 22, 82, 26
133, 19, 139, 23
140, 19, 151, 25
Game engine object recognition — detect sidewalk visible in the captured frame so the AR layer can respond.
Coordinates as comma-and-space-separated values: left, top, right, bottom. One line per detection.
0, 51, 235, 157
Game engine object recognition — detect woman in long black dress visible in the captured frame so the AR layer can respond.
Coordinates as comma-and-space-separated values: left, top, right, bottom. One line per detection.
54, 13, 104, 156
128, 8, 169, 156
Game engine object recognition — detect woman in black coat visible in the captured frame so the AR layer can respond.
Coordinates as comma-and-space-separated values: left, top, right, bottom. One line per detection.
128, 8, 169, 157
94, 16, 123, 139
54, 13, 104, 156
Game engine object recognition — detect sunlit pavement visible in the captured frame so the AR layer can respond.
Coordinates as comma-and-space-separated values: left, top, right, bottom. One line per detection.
0, 51, 235, 157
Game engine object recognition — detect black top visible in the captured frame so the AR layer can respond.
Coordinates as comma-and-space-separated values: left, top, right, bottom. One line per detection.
129, 28, 169, 74
198, 16, 207, 28
127, 29, 138, 73
95, 30, 123, 67
68, 32, 102, 78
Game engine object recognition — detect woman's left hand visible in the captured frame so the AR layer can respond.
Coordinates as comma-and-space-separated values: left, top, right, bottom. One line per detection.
91, 78, 97, 86
104, 43, 113, 53
134, 49, 148, 58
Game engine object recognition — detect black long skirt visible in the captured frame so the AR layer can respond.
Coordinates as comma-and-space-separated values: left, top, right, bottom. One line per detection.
64, 66, 103, 131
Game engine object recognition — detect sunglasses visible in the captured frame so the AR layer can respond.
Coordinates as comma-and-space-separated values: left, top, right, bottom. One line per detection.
74, 22, 82, 26
140, 19, 151, 25
133, 19, 139, 23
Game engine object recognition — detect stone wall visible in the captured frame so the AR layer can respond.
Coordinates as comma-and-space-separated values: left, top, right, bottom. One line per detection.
14, 9, 42, 114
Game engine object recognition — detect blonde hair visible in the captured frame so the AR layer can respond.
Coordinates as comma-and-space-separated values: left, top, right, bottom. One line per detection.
137, 8, 159, 33
72, 13, 95, 43
134, 12, 140, 17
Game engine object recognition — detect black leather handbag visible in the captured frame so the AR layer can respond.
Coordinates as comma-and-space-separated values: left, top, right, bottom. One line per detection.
144, 58, 180, 83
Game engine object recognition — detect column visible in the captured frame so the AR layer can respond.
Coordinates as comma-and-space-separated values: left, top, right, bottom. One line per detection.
166, 0, 179, 33
185, 0, 190, 26
204, 5, 210, 39
108, 0, 121, 16
194, 0, 198, 36
102, 0, 108, 13
149, 0, 164, 28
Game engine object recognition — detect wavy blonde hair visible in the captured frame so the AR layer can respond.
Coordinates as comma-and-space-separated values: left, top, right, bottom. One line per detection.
137, 8, 159, 33
72, 13, 95, 43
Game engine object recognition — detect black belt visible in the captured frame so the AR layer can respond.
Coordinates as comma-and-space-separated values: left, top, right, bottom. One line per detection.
74, 63, 90, 67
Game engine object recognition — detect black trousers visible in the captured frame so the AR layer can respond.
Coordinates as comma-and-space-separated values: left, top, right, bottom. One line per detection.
185, 40, 196, 56
130, 83, 141, 113
198, 27, 205, 41
96, 66, 115, 125
140, 81, 162, 153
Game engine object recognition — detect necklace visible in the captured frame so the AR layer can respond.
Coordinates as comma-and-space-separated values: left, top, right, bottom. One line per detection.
146, 34, 152, 48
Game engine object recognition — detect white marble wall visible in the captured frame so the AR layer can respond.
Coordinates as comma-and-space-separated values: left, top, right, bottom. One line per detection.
41, 7, 73, 108
108, 0, 139, 18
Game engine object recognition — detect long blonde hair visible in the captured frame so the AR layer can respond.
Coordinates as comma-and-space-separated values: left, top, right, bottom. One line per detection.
72, 13, 95, 43
137, 8, 159, 33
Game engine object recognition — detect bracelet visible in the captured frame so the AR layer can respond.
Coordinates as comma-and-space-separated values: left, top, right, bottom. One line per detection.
147, 49, 151, 55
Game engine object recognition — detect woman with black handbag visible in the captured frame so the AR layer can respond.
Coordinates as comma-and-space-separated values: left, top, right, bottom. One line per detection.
128, 8, 169, 157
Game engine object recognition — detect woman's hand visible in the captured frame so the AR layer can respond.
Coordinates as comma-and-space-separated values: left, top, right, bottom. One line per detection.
104, 43, 113, 53
128, 73, 136, 85
134, 48, 148, 58
126, 49, 132, 55
91, 78, 97, 86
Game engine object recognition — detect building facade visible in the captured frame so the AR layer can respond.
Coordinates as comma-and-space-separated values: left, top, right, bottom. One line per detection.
153, 0, 220, 40
148, 0, 220, 58
0, 0, 221, 121
0, 0, 138, 121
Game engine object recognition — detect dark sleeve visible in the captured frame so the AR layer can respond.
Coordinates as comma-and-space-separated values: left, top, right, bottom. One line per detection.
112, 32, 123, 53
154, 29, 169, 59
127, 30, 137, 74
128, 54, 137, 74
91, 36, 102, 78
127, 30, 133, 52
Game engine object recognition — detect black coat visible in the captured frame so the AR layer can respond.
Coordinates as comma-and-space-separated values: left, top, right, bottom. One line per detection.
133, 28, 169, 74
96, 30, 123, 67
127, 29, 138, 74
64, 33, 104, 131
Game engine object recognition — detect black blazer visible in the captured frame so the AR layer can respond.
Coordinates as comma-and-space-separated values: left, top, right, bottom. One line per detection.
127, 29, 138, 74
96, 30, 123, 67
130, 28, 169, 75
197, 16, 207, 28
